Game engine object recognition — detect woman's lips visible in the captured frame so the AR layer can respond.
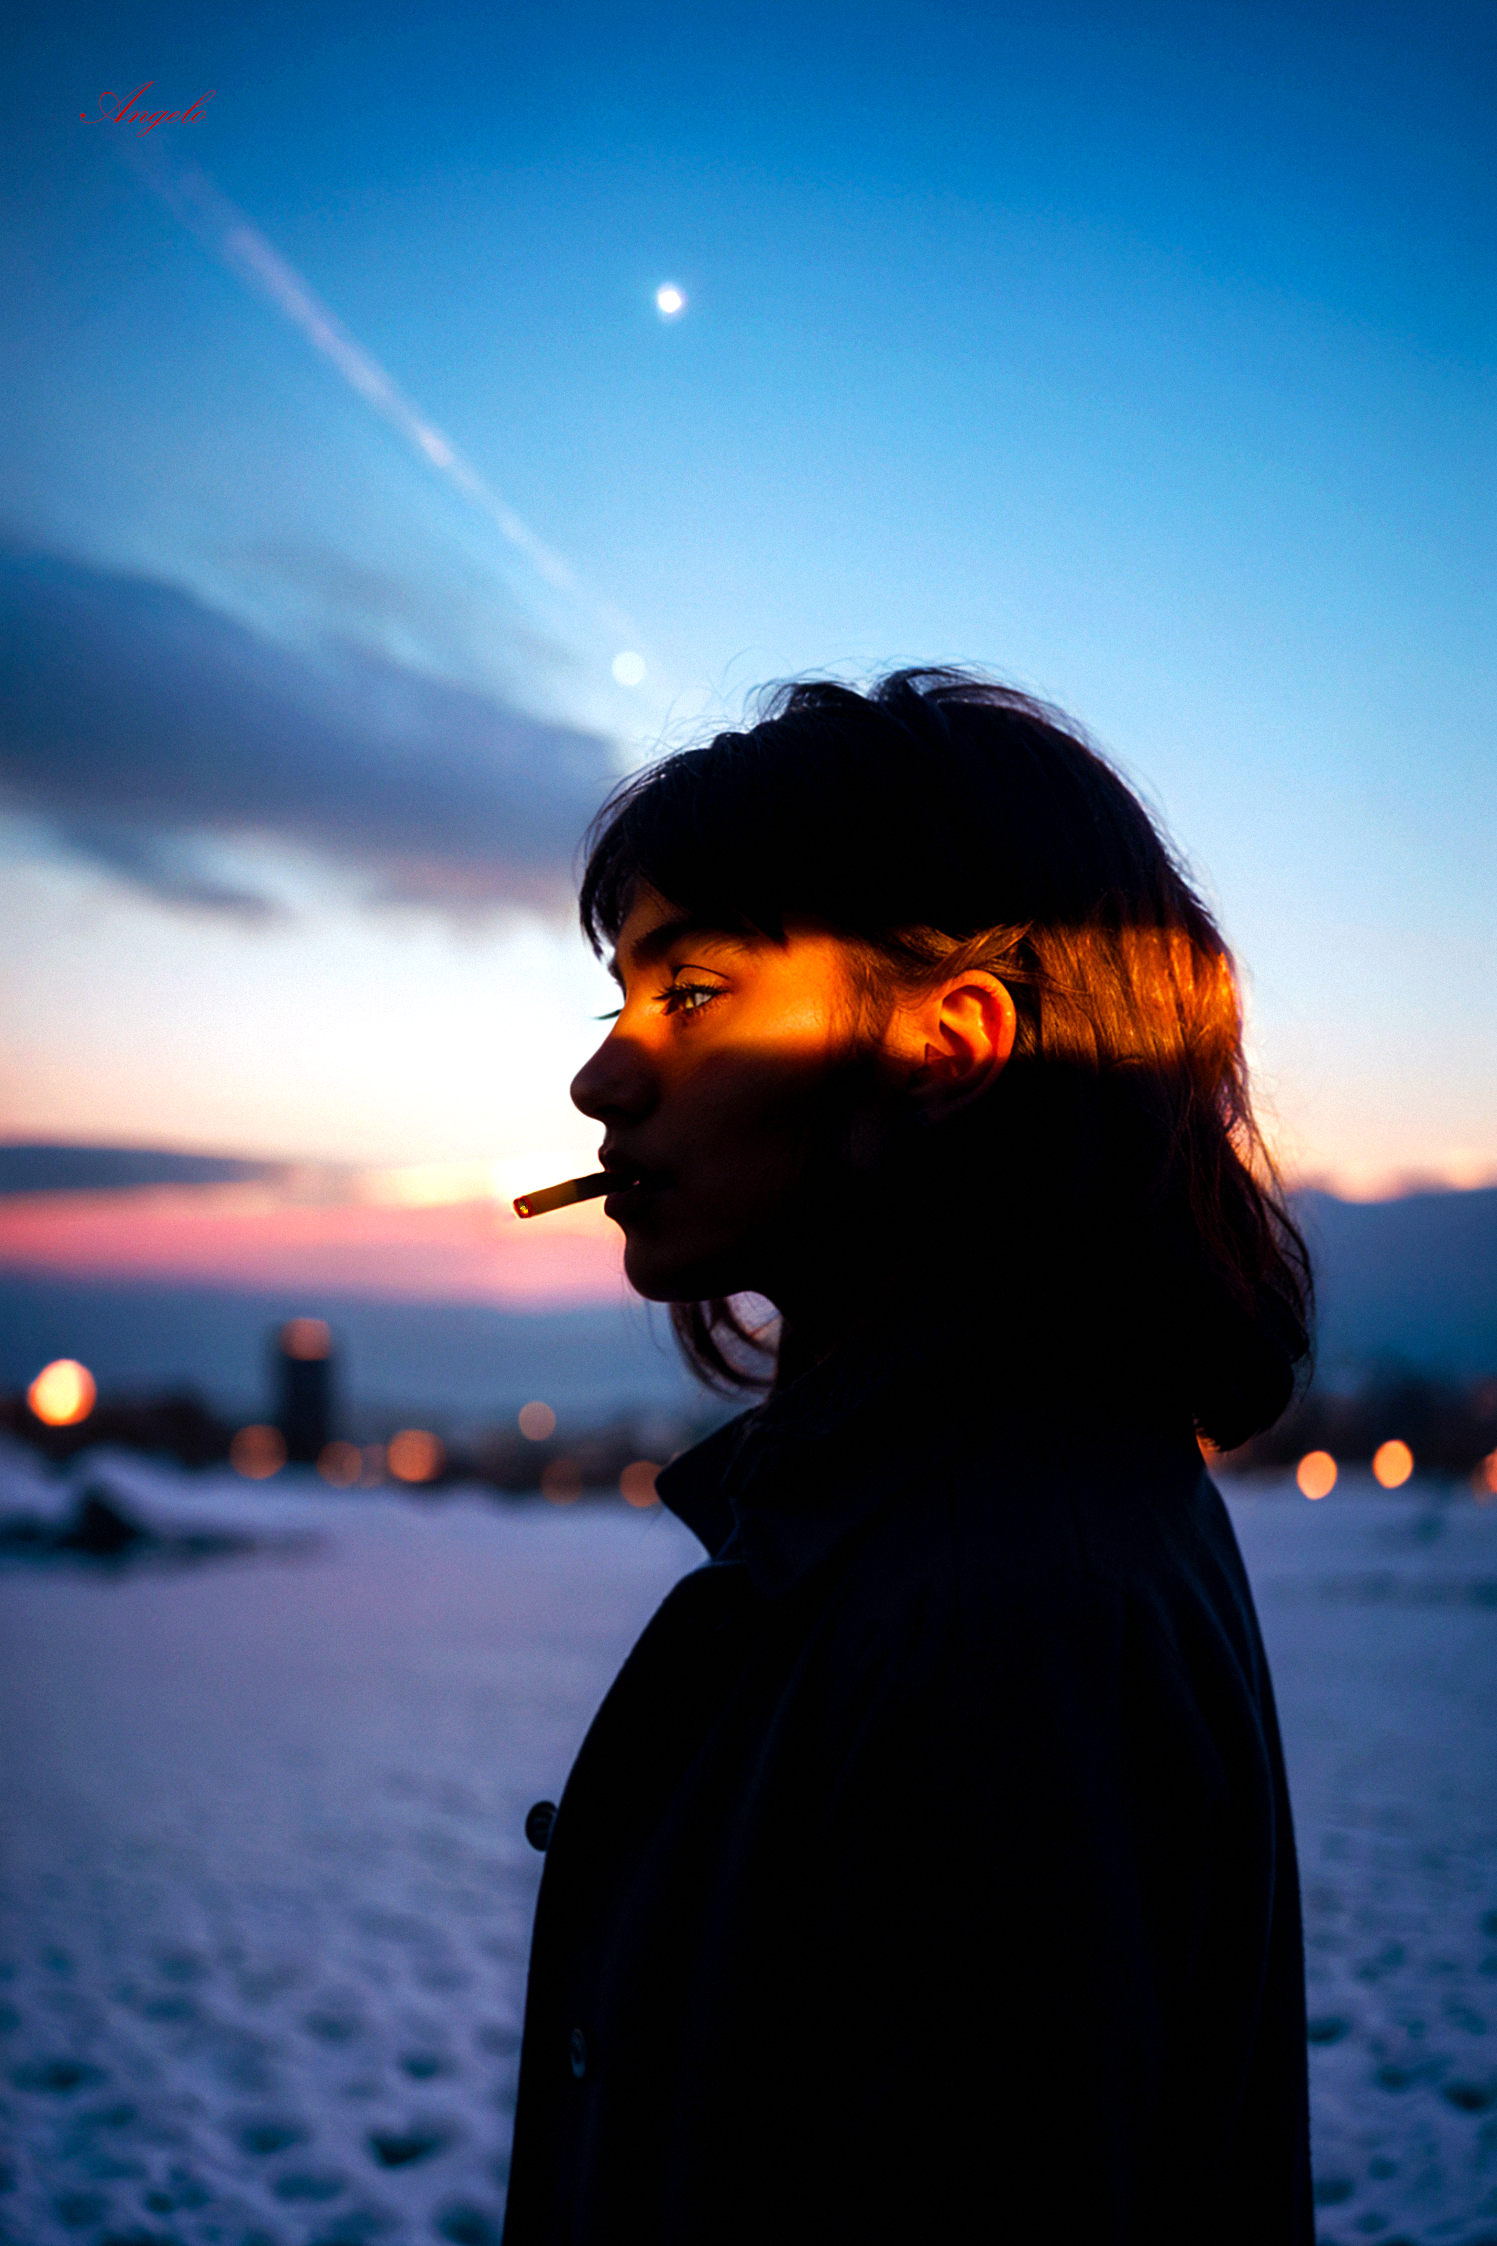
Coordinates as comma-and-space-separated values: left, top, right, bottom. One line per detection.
603, 1168, 670, 1217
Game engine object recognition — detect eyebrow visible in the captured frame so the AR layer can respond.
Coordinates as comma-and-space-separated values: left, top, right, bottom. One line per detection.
608, 916, 748, 988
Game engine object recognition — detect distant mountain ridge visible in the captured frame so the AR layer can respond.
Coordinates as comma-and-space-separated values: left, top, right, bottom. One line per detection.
1296, 1185, 1497, 1382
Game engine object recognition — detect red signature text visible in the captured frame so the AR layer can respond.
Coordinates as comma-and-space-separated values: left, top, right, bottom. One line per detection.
80, 84, 216, 135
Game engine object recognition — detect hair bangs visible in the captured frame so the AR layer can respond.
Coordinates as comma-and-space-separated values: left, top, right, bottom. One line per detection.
580, 742, 794, 956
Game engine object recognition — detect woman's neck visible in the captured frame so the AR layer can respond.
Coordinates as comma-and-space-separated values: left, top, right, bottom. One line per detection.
767, 1237, 936, 1393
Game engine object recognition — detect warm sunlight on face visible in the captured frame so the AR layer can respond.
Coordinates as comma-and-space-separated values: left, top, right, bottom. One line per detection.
568, 886, 1014, 1309
569, 893, 859, 1303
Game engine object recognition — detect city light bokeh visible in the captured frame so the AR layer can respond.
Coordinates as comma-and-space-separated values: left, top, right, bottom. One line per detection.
620, 1459, 661, 1508
26, 1359, 96, 1428
231, 1424, 287, 1479
281, 1318, 332, 1362
1372, 1439, 1415, 1489
387, 1429, 445, 1484
317, 1440, 363, 1488
518, 1401, 558, 1442
1296, 1451, 1337, 1500
540, 1457, 584, 1505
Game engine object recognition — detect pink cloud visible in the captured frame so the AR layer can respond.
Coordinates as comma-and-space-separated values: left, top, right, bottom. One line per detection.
0, 1185, 626, 1306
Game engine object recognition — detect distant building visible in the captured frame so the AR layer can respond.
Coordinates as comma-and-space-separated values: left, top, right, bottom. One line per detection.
275, 1317, 335, 1462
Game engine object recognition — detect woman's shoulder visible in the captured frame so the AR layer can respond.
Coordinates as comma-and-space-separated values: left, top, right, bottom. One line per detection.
829, 1414, 1263, 1693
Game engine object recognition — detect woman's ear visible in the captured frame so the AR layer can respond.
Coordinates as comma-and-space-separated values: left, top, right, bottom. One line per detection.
901, 972, 1017, 1121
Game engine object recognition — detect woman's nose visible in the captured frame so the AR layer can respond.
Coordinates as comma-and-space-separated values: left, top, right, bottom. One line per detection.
570, 1028, 654, 1123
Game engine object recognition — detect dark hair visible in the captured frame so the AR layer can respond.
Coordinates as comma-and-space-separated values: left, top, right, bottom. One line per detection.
581, 668, 1311, 1449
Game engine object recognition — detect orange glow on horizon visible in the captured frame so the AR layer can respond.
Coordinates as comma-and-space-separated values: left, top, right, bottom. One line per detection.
231, 1424, 286, 1478
27, 1358, 97, 1427
1372, 1439, 1415, 1489
0, 1186, 623, 1306
388, 1428, 444, 1483
1297, 1450, 1337, 1499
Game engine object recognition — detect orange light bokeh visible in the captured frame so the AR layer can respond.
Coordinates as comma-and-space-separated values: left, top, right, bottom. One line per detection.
1372, 1439, 1415, 1489
518, 1400, 557, 1441
27, 1358, 97, 1427
388, 1428, 444, 1483
619, 1459, 661, 1508
1473, 1450, 1497, 1502
281, 1317, 331, 1360
317, 1440, 362, 1488
541, 1457, 583, 1505
231, 1423, 287, 1479
1297, 1450, 1337, 1500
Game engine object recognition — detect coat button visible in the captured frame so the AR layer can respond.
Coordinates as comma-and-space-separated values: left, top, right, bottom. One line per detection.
525, 1800, 557, 1852
568, 2026, 589, 2080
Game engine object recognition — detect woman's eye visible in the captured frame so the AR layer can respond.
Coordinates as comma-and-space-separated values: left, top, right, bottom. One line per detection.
660, 981, 723, 1017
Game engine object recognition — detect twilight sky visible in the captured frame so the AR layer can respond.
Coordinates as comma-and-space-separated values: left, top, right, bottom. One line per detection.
3, 0, 1494, 1232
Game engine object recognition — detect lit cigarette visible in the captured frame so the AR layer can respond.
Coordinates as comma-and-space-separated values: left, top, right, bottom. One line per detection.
512, 1171, 618, 1220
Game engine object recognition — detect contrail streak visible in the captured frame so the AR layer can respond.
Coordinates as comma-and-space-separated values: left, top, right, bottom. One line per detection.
120, 142, 647, 660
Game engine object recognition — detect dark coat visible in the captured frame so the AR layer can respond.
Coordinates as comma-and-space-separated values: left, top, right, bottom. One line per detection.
502, 1339, 1313, 2245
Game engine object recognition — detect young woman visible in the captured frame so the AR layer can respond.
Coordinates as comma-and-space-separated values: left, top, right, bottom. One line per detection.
501, 670, 1314, 2245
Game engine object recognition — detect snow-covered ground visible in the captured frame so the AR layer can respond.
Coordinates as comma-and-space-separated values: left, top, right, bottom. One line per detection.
1230, 1480, 1497, 2245
1, 1443, 1494, 2246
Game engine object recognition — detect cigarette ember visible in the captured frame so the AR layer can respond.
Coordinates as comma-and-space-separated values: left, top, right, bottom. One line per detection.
513, 1171, 617, 1220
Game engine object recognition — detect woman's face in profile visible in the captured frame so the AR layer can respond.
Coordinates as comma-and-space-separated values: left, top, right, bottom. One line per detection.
569, 885, 872, 1306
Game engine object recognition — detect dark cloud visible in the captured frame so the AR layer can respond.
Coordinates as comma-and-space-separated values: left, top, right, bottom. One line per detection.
0, 544, 622, 917
0, 1143, 278, 1197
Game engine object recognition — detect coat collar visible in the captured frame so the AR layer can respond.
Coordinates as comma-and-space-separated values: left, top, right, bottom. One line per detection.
656, 1320, 986, 1601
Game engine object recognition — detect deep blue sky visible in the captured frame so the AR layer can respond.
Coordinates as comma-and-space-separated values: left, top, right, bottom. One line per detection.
2, 0, 1492, 1192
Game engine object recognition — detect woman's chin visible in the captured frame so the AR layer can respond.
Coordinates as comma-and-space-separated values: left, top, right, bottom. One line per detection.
621, 1234, 745, 1306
